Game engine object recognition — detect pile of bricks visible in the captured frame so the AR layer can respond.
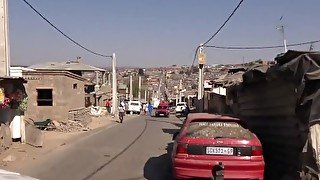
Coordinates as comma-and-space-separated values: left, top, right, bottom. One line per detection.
54, 108, 92, 132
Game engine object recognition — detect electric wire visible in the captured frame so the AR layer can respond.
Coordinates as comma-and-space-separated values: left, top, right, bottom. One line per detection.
203, 0, 244, 46
191, 0, 244, 68
22, 0, 112, 58
203, 39, 320, 50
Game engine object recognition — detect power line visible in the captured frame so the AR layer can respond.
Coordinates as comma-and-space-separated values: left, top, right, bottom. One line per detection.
22, 0, 112, 58
191, 0, 244, 68
203, 0, 244, 46
203, 39, 320, 50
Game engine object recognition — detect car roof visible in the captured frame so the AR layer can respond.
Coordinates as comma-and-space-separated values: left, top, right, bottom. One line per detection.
159, 102, 169, 105
185, 113, 240, 124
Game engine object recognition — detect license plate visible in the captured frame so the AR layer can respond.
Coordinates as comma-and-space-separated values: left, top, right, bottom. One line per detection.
206, 147, 233, 155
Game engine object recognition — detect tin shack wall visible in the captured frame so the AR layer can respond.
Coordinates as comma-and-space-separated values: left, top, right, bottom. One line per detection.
232, 80, 308, 179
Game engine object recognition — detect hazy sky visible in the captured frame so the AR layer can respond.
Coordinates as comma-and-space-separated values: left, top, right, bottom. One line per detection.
9, 0, 320, 67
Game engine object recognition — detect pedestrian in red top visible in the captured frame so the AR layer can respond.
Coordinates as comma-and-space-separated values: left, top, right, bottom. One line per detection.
105, 98, 111, 114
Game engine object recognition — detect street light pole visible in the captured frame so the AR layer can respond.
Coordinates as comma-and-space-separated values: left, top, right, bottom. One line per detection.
111, 53, 117, 115
198, 44, 205, 100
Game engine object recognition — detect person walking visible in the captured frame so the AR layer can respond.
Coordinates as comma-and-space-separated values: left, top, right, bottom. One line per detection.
118, 101, 125, 123
142, 103, 147, 115
105, 98, 111, 114
147, 102, 153, 116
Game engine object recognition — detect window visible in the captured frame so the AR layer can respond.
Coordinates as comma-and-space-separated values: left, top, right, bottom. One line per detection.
37, 89, 53, 106
73, 83, 78, 89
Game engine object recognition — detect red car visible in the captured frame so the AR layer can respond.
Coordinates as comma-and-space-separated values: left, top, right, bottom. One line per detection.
172, 113, 264, 179
155, 102, 170, 117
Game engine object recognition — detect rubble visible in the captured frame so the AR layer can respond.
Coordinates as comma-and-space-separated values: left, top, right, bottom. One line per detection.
54, 108, 92, 132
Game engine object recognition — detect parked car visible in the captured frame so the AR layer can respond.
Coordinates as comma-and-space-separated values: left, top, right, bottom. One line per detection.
175, 102, 187, 115
127, 101, 141, 114
155, 102, 170, 117
172, 113, 264, 179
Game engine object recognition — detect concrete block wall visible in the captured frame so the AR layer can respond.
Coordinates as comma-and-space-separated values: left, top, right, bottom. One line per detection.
24, 72, 86, 122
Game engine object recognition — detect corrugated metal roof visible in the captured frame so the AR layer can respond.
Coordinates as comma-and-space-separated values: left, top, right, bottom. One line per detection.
28, 61, 106, 72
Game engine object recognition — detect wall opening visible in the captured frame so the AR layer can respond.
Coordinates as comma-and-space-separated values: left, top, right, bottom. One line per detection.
37, 89, 53, 106
73, 83, 78, 89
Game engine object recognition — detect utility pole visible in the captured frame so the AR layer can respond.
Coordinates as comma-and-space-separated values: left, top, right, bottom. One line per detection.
0, 0, 10, 76
108, 73, 111, 85
277, 25, 287, 53
179, 79, 182, 102
129, 74, 133, 101
125, 87, 129, 100
138, 75, 142, 101
144, 90, 147, 103
158, 78, 161, 99
111, 53, 117, 115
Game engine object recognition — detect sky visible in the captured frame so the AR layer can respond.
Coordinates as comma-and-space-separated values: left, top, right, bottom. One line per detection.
9, 0, 320, 68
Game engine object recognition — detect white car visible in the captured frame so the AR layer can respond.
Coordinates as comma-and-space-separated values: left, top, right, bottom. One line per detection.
175, 102, 187, 114
127, 101, 142, 114
0, 169, 38, 180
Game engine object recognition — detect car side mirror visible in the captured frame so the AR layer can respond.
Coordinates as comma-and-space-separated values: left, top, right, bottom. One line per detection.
172, 132, 179, 141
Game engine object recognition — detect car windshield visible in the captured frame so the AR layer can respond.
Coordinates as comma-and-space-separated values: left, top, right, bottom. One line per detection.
186, 121, 253, 139
177, 103, 185, 106
130, 103, 139, 106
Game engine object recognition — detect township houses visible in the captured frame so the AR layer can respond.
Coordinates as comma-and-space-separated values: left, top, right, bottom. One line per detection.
11, 58, 109, 123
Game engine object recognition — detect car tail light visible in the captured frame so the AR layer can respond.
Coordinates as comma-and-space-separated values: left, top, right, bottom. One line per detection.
176, 143, 188, 155
251, 146, 263, 156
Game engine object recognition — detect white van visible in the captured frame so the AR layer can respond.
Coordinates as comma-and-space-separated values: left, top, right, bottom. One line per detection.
127, 101, 142, 114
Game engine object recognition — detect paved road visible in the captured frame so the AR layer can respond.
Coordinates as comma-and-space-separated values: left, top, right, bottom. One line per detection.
17, 115, 182, 180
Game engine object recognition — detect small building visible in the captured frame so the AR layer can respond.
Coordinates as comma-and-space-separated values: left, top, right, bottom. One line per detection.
28, 59, 109, 107
23, 70, 89, 122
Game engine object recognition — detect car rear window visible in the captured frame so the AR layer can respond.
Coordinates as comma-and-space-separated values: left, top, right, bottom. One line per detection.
177, 103, 186, 106
186, 121, 253, 139
158, 106, 167, 109
130, 103, 139, 106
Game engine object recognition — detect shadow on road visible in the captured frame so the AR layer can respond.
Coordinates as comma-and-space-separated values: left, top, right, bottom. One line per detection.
146, 118, 183, 129
143, 142, 174, 180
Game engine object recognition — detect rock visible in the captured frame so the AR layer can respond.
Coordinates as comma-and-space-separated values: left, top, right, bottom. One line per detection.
2, 155, 16, 162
